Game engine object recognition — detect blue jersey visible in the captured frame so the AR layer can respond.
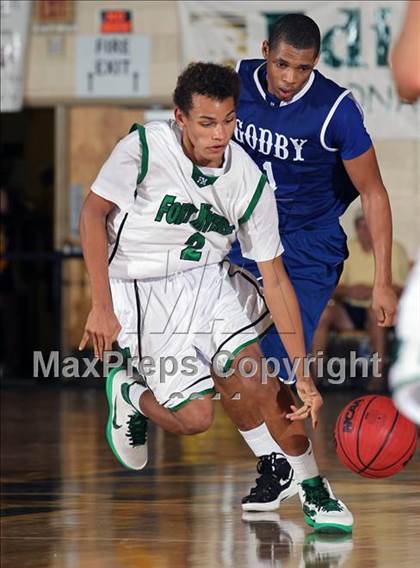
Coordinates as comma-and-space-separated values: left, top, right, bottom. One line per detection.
228, 60, 373, 376
231, 59, 372, 236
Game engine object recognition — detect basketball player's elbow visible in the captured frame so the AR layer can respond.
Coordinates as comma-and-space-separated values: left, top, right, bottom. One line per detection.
359, 183, 390, 214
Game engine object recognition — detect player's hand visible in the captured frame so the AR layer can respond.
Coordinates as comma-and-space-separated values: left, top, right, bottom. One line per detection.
286, 377, 323, 429
372, 284, 398, 327
79, 307, 121, 360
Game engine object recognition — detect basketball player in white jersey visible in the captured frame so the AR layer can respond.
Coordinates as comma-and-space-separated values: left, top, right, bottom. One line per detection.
389, 256, 420, 425
79, 63, 353, 532
389, 2, 420, 425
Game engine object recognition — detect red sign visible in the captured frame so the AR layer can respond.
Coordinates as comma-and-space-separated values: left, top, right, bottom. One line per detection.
100, 10, 132, 34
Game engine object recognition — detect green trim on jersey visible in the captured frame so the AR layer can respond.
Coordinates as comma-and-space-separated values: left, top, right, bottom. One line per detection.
191, 164, 219, 187
129, 123, 149, 185
238, 174, 267, 225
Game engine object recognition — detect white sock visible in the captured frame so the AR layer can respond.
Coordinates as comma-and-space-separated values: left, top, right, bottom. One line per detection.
128, 382, 148, 414
239, 422, 284, 457
282, 440, 319, 482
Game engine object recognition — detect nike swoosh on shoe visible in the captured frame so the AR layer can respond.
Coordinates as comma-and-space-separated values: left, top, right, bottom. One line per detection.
112, 397, 123, 429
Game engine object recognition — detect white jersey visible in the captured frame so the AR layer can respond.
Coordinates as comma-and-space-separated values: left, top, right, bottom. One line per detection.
91, 120, 283, 280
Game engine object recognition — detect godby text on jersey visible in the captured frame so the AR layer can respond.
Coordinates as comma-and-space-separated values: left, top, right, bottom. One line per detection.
235, 119, 307, 162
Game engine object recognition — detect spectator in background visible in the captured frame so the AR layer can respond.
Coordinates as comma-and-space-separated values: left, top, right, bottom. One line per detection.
312, 209, 410, 390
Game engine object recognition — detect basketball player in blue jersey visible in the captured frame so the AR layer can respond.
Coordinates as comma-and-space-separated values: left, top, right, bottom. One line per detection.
227, 14, 398, 510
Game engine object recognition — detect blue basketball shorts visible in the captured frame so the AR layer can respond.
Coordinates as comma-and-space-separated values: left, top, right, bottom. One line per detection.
230, 224, 348, 382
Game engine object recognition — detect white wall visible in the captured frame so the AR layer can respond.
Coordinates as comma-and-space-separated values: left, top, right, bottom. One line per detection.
342, 140, 420, 260
25, 0, 180, 102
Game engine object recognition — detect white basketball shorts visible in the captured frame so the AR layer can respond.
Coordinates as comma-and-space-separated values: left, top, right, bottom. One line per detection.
109, 261, 272, 410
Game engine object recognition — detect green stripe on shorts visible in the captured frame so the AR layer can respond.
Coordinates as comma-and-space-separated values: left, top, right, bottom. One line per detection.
169, 388, 216, 412
223, 324, 273, 373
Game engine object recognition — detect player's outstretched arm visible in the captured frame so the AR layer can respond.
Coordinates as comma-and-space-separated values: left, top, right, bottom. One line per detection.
343, 147, 397, 327
79, 191, 121, 360
258, 256, 323, 428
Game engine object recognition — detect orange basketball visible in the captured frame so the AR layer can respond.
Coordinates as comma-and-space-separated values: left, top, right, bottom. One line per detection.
334, 395, 417, 478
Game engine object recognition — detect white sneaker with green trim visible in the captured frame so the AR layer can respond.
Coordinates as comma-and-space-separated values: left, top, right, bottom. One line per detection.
105, 367, 148, 470
298, 476, 353, 533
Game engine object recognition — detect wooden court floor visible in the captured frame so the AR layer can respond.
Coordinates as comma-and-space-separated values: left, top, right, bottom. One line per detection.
1, 385, 419, 568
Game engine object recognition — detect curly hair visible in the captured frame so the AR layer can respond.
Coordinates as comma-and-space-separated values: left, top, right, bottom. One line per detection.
173, 62, 240, 114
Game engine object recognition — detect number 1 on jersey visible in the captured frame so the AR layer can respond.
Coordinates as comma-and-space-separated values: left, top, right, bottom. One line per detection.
262, 161, 277, 190
180, 232, 205, 261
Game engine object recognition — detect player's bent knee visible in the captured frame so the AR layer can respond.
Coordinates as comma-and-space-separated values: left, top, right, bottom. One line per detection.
182, 414, 214, 435
176, 398, 214, 435
255, 374, 280, 402
238, 376, 282, 416
233, 372, 265, 402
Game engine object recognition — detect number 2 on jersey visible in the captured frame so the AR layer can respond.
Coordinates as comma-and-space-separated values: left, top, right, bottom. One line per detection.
262, 161, 277, 190
180, 232, 205, 261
